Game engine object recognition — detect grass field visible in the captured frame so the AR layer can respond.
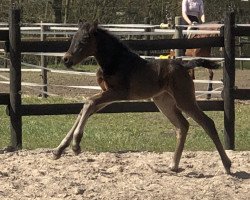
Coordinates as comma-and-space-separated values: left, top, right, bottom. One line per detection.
0, 63, 249, 152
0, 97, 249, 152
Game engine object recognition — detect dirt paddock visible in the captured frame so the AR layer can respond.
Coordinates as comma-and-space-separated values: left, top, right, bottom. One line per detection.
0, 150, 249, 200
0, 66, 249, 199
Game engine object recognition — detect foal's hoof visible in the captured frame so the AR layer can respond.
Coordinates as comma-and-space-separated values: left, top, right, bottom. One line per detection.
169, 164, 179, 173
224, 161, 232, 175
72, 146, 81, 156
52, 150, 62, 160
225, 168, 231, 175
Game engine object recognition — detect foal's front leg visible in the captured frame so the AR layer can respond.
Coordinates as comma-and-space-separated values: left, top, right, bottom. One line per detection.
53, 90, 125, 159
70, 97, 104, 155
52, 107, 87, 159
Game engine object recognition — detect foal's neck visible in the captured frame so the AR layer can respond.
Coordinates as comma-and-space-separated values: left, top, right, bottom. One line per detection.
94, 28, 139, 75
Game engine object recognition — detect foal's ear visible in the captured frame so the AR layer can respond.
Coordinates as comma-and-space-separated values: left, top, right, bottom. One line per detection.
93, 19, 98, 28
78, 19, 86, 27
89, 20, 98, 33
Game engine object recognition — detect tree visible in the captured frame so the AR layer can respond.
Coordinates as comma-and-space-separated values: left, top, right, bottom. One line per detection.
52, 0, 63, 23
0, 0, 245, 24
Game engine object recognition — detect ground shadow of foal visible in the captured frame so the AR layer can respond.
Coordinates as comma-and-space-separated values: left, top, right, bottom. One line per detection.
53, 21, 231, 174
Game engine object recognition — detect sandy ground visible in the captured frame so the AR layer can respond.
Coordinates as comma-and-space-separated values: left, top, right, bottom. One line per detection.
0, 66, 249, 199
0, 149, 249, 200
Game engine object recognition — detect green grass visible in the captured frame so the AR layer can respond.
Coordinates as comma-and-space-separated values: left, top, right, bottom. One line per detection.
235, 60, 250, 70
0, 97, 249, 152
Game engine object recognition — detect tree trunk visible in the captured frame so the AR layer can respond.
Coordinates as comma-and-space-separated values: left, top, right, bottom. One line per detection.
52, 0, 63, 23
64, 0, 70, 23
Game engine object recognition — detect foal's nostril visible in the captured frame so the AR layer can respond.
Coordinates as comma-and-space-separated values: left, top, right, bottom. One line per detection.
63, 56, 69, 64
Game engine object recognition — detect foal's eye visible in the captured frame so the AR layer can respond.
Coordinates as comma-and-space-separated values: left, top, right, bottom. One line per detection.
80, 37, 89, 44
79, 40, 86, 45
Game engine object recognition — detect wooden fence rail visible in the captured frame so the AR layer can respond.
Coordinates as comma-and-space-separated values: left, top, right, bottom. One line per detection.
0, 30, 9, 41
235, 26, 250, 36
2, 37, 224, 53
4, 100, 224, 116
0, 6, 249, 150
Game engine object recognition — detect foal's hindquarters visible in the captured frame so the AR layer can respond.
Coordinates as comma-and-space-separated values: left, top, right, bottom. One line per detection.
53, 60, 231, 174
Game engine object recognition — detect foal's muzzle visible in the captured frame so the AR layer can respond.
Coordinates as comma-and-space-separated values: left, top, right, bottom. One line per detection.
62, 52, 73, 68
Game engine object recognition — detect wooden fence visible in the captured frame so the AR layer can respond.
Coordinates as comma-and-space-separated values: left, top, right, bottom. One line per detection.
0, 6, 250, 150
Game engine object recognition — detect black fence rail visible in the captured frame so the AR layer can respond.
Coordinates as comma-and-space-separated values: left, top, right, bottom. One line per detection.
0, 93, 10, 105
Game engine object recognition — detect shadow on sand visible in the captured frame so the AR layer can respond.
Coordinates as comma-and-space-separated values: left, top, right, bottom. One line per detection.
232, 171, 250, 179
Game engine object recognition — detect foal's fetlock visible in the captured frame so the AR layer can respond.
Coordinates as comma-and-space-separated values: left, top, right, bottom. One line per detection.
72, 145, 81, 156
169, 163, 179, 172
223, 159, 232, 174
52, 149, 63, 160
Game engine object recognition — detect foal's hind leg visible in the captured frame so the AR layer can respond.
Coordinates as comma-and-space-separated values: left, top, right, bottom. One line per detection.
183, 104, 231, 173
169, 70, 231, 173
153, 93, 189, 172
173, 94, 231, 173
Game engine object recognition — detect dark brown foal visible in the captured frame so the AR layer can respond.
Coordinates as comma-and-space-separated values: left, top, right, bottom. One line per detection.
53, 21, 231, 174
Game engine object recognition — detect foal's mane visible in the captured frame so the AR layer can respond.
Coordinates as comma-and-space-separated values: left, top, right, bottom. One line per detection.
93, 26, 144, 75
95, 27, 131, 53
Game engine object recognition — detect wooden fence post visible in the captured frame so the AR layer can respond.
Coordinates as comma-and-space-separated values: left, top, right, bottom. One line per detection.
174, 16, 184, 57
9, 5, 22, 149
223, 11, 235, 150
40, 21, 48, 98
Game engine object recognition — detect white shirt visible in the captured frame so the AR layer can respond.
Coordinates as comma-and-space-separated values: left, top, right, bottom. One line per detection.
182, 0, 204, 17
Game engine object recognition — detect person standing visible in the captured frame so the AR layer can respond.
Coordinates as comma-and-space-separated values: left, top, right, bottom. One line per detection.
182, 0, 205, 25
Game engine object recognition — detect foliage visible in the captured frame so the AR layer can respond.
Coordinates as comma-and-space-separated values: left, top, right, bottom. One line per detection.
0, 0, 247, 24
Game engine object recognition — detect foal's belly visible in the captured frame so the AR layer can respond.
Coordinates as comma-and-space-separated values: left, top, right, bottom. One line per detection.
128, 83, 165, 100
128, 66, 167, 100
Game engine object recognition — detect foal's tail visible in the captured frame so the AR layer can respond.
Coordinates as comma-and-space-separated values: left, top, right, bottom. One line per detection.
181, 59, 220, 70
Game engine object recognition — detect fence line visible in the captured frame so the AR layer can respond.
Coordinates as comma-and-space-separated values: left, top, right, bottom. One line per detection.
0, 68, 225, 84
1, 8, 250, 150
0, 70, 223, 94
0, 23, 232, 36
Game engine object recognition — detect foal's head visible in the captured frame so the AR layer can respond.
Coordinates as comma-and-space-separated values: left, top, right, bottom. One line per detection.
63, 21, 98, 68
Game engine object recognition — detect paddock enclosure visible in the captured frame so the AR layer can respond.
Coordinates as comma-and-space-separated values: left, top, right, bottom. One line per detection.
0, 5, 249, 200
0, 6, 249, 150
